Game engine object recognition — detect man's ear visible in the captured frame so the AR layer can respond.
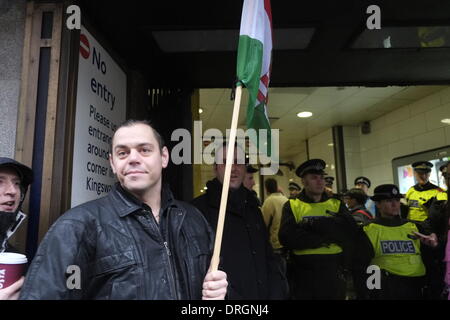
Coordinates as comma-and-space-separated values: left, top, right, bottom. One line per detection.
161, 146, 169, 169
109, 154, 116, 174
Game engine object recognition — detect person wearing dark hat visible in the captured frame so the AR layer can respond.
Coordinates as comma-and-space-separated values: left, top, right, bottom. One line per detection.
0, 157, 33, 300
354, 184, 438, 300
406, 161, 445, 222
279, 159, 358, 299
192, 143, 288, 299
288, 182, 301, 199
344, 188, 373, 225
354, 176, 377, 218
243, 165, 261, 206
324, 176, 335, 197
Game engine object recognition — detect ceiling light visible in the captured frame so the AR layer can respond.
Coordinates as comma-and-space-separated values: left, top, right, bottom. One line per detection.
199, 108, 203, 114
441, 118, 450, 124
297, 111, 313, 118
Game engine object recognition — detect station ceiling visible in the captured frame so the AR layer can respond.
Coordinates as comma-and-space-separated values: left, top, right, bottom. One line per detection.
78, 0, 450, 88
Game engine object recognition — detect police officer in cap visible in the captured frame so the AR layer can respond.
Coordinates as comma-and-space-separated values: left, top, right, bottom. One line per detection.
324, 176, 335, 197
0, 157, 33, 300
406, 161, 445, 222
354, 184, 438, 300
354, 176, 376, 218
288, 182, 301, 199
279, 159, 358, 299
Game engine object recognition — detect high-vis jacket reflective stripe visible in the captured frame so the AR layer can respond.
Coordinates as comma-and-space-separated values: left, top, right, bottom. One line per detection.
289, 198, 343, 255
406, 187, 442, 221
436, 191, 448, 201
363, 222, 426, 277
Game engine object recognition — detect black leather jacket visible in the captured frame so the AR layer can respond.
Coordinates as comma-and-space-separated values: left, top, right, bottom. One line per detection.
20, 184, 214, 300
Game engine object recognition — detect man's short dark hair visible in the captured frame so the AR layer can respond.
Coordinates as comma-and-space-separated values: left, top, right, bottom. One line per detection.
112, 119, 165, 152
265, 178, 278, 194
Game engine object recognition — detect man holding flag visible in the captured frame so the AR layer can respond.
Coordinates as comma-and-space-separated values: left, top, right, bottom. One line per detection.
193, 0, 287, 299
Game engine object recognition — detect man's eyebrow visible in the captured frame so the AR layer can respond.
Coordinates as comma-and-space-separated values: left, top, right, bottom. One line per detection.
114, 143, 154, 150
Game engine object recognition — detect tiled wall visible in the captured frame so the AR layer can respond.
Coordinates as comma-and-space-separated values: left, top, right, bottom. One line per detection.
344, 87, 450, 193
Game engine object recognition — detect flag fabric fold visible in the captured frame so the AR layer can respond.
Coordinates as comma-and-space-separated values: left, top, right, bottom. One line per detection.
236, 0, 273, 156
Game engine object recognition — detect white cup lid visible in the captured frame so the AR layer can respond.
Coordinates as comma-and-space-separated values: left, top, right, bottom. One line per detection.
0, 252, 28, 264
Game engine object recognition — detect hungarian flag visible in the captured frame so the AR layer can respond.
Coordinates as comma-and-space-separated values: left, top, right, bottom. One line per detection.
236, 0, 273, 156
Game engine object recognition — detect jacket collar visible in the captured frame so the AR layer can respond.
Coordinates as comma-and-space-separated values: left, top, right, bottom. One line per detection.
1, 211, 26, 253
414, 181, 439, 192
297, 189, 330, 203
205, 178, 255, 215
111, 183, 176, 218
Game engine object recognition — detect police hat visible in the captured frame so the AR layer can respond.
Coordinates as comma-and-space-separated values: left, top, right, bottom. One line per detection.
0, 157, 33, 190
354, 176, 371, 188
288, 182, 301, 191
371, 184, 404, 201
324, 176, 334, 185
412, 161, 433, 173
296, 159, 327, 178
345, 188, 368, 204
246, 165, 258, 173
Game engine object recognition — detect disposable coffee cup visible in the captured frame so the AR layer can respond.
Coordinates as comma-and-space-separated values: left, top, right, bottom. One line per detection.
0, 253, 27, 289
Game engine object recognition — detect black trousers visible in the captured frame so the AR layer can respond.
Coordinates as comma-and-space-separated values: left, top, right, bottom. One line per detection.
290, 253, 346, 300
369, 272, 425, 300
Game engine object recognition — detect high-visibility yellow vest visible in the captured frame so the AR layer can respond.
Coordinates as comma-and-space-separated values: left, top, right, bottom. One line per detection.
436, 191, 448, 201
289, 198, 343, 255
363, 222, 426, 277
406, 187, 442, 221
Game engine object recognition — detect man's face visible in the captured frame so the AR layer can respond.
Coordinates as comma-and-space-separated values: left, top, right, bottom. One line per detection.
343, 196, 358, 209
376, 198, 401, 217
302, 173, 325, 196
214, 146, 246, 190
243, 173, 255, 190
289, 188, 300, 198
414, 171, 430, 185
0, 168, 21, 212
355, 183, 368, 194
110, 124, 169, 198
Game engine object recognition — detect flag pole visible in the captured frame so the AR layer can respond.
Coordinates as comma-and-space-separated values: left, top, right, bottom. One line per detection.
210, 84, 243, 272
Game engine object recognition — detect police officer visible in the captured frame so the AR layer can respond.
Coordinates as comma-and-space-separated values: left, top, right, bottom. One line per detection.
324, 176, 335, 197
354, 176, 376, 218
356, 184, 438, 300
288, 182, 301, 199
406, 161, 445, 222
279, 159, 358, 299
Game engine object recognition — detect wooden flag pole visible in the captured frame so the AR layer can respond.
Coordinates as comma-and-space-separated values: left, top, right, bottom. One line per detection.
210, 85, 243, 272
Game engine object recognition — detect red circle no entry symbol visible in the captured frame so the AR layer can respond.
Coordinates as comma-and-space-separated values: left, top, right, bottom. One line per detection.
80, 34, 90, 59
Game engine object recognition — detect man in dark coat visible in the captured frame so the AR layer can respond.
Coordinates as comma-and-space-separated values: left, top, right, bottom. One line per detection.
192, 143, 288, 299
19, 120, 227, 300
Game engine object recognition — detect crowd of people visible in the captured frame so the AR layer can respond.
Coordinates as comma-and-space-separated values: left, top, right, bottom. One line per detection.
0, 119, 449, 300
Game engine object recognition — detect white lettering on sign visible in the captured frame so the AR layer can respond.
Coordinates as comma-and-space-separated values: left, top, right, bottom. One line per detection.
71, 26, 126, 207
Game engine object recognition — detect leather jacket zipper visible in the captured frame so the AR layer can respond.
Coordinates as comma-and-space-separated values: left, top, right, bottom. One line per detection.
162, 208, 179, 300
142, 208, 179, 299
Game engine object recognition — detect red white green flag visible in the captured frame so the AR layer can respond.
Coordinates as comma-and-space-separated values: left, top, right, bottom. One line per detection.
236, 0, 273, 156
